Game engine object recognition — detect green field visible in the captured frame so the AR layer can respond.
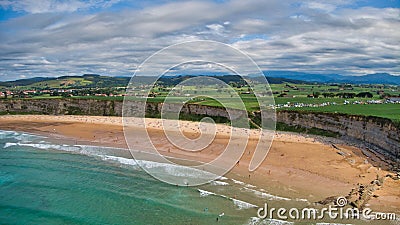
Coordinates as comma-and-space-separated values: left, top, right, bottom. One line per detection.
282, 103, 400, 122
2, 79, 399, 123
25, 94, 399, 122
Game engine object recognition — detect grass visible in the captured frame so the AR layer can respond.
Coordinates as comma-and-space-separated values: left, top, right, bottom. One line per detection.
282, 103, 400, 122
26, 77, 93, 89
0, 111, 48, 115
3, 95, 398, 122
31, 95, 62, 99
274, 97, 378, 105
270, 83, 400, 97
2, 81, 399, 123
71, 96, 124, 101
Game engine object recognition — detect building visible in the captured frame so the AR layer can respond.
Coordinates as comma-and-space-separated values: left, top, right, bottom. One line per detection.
387, 97, 400, 103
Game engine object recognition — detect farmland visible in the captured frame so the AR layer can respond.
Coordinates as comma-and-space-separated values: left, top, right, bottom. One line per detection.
1, 75, 399, 122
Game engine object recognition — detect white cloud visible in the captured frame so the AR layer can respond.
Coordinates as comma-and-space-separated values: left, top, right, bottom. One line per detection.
0, 0, 399, 80
0, 0, 120, 13
206, 24, 225, 34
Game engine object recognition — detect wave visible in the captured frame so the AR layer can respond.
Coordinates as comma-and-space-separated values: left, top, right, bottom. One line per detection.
242, 187, 291, 201
231, 198, 258, 210
198, 189, 216, 197
316, 223, 356, 225
3, 138, 218, 182
295, 198, 308, 202
248, 217, 294, 225
0, 130, 41, 142
217, 176, 228, 180
210, 180, 229, 186
197, 190, 257, 209
4, 142, 82, 152
231, 178, 246, 185
1, 130, 305, 214
228, 177, 297, 203
197, 189, 258, 210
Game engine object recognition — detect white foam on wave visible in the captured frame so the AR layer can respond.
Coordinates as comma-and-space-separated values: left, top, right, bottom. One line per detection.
3, 136, 219, 182
231, 178, 245, 185
231, 198, 258, 209
295, 198, 309, 202
243, 187, 291, 201
198, 189, 216, 197
103, 155, 217, 180
3, 142, 17, 148
2, 132, 273, 212
197, 189, 258, 210
230, 178, 256, 188
0, 130, 40, 142
76, 144, 127, 151
3, 142, 82, 152
101, 155, 138, 166
248, 217, 294, 225
210, 180, 229, 186
245, 184, 257, 188
316, 223, 354, 225
229, 176, 309, 203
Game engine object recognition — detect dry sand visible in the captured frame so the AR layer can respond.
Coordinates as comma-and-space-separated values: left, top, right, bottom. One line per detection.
0, 115, 398, 214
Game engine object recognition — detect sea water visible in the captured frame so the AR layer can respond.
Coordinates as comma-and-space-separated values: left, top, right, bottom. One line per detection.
0, 130, 388, 225
0, 130, 258, 225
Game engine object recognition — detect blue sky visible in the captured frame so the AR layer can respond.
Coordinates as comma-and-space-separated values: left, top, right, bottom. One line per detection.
0, 0, 399, 81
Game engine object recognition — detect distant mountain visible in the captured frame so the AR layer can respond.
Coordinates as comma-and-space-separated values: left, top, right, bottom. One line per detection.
335, 73, 400, 85
0, 77, 54, 87
2, 72, 398, 89
263, 71, 400, 85
0, 74, 131, 89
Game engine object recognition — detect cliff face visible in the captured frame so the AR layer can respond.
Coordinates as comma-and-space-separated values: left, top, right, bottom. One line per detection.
276, 111, 399, 162
0, 99, 123, 116
1, 99, 398, 162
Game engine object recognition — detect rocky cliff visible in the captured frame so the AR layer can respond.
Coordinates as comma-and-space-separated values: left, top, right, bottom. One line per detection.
0, 99, 123, 116
1, 99, 398, 163
276, 110, 399, 163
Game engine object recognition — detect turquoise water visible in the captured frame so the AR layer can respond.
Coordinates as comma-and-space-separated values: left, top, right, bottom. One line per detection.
0, 131, 257, 225
1, 130, 384, 225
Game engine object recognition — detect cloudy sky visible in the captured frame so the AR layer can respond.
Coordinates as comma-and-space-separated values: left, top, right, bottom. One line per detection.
0, 0, 399, 81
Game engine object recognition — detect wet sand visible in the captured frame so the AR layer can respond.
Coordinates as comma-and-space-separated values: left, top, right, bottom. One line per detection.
0, 115, 398, 214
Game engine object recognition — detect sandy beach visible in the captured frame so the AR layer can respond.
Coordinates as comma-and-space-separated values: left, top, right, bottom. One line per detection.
0, 115, 399, 214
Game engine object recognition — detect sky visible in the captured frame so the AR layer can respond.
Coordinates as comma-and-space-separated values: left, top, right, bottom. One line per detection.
0, 0, 399, 81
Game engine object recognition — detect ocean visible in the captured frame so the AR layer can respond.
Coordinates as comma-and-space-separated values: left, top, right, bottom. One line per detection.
0, 130, 261, 225
1, 130, 386, 225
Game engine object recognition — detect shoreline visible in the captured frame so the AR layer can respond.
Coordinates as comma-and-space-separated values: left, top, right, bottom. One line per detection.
0, 114, 399, 215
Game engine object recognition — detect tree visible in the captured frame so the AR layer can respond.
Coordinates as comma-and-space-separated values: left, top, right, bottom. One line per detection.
356, 92, 373, 98
337, 92, 356, 98
322, 92, 335, 98
313, 91, 321, 98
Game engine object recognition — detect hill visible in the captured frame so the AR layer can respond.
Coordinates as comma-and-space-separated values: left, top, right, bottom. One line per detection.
264, 71, 400, 85
0, 74, 130, 89
0, 74, 306, 89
